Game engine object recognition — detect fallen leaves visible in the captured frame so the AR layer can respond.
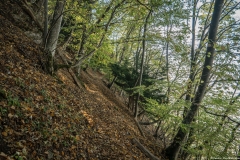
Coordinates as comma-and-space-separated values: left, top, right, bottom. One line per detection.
0, 152, 12, 160
80, 110, 94, 127
0, 13, 160, 160
75, 135, 80, 141
2, 131, 8, 137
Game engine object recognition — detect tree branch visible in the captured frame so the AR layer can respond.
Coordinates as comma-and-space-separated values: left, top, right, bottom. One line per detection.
202, 106, 240, 125
131, 138, 159, 160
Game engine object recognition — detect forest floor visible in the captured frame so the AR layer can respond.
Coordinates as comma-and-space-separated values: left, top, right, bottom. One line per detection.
0, 1, 164, 160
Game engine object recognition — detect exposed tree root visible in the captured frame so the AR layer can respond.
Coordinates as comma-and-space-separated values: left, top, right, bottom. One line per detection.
57, 48, 83, 90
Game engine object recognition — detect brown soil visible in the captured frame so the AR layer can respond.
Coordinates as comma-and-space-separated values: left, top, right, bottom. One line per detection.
0, 1, 163, 160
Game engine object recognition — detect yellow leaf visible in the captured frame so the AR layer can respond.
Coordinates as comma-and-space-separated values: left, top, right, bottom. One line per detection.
8, 113, 14, 119
2, 132, 7, 136
71, 145, 76, 150
11, 106, 16, 110
75, 135, 80, 141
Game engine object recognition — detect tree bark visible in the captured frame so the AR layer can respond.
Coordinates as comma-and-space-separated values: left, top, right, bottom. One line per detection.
108, 76, 117, 89
108, 25, 135, 89
134, 9, 152, 118
134, 119, 145, 137
184, 0, 197, 117
72, 0, 122, 68
61, 29, 73, 50
45, 0, 65, 75
165, 23, 172, 104
165, 1, 224, 159
180, 2, 215, 158
42, 0, 48, 46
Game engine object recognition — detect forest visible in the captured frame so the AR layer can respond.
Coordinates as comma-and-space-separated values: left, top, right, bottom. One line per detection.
0, 0, 240, 159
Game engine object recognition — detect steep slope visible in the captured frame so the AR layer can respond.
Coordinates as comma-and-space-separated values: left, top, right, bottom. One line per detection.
0, 7, 162, 160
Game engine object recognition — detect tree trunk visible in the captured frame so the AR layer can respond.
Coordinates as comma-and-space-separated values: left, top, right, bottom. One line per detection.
72, 0, 125, 68
42, 0, 48, 46
165, 1, 224, 159
134, 9, 152, 119
108, 76, 117, 89
127, 95, 135, 112
165, 23, 172, 104
181, 2, 215, 158
184, 0, 197, 117
134, 28, 142, 72
153, 120, 161, 138
223, 124, 240, 154
45, 0, 65, 75
62, 29, 73, 50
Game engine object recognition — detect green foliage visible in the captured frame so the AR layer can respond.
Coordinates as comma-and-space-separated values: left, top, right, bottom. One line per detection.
109, 59, 167, 104
0, 107, 7, 116
88, 40, 113, 70
7, 96, 20, 107
46, 0, 240, 158
144, 98, 170, 118
109, 61, 138, 89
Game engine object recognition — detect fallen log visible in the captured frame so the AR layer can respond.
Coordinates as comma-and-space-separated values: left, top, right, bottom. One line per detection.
131, 138, 159, 160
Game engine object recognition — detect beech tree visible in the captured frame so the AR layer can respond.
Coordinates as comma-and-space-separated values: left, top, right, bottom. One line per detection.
43, 0, 48, 45
165, 0, 225, 159
45, 0, 65, 75
134, 9, 152, 119
28, 0, 240, 158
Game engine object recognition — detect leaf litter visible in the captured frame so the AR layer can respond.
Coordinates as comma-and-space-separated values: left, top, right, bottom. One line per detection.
0, 4, 163, 160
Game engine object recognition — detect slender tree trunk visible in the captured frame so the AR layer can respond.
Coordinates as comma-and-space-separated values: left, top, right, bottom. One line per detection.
181, 2, 215, 158
72, 0, 125, 68
165, 1, 224, 159
165, 23, 172, 104
43, 0, 48, 47
134, 27, 142, 72
45, 0, 65, 75
180, 1, 197, 158
134, 9, 151, 119
184, 0, 197, 117
184, 0, 214, 115
76, 25, 87, 76
153, 120, 161, 138
62, 29, 73, 50
223, 124, 240, 154
108, 76, 117, 89
108, 25, 135, 89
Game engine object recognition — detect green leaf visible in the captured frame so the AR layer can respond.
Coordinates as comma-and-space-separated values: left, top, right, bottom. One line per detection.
206, 65, 211, 70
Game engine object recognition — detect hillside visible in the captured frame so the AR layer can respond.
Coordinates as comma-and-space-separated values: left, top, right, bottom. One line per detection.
0, 2, 163, 160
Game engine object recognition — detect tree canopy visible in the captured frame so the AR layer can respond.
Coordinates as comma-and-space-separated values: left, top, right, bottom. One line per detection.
30, 0, 240, 159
